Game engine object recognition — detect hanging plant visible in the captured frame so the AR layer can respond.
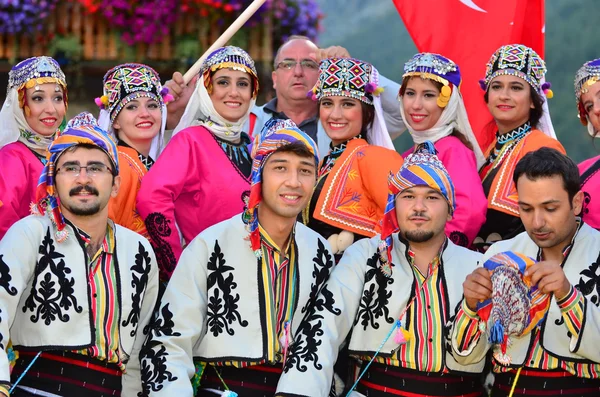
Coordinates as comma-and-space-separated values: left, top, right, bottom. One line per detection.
0, 0, 59, 34
272, 0, 321, 45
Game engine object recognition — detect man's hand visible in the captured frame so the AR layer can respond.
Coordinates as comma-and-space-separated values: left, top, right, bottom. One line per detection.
309, 45, 351, 63
164, 72, 198, 130
463, 267, 493, 311
525, 260, 571, 300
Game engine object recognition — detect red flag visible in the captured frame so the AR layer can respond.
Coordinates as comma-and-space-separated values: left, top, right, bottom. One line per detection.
393, 0, 544, 151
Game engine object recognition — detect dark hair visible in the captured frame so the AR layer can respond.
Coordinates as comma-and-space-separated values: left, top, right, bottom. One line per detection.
317, 98, 374, 144
272, 140, 316, 164
513, 147, 580, 203
400, 76, 473, 150
484, 85, 544, 128
58, 143, 118, 177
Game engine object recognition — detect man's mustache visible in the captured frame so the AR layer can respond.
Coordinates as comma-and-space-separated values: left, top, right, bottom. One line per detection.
69, 185, 99, 196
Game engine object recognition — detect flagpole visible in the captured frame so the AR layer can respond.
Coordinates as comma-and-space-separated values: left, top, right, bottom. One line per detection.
182, 0, 268, 84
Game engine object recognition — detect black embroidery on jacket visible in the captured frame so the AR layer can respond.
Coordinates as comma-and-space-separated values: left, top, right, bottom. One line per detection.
354, 251, 394, 330
206, 240, 248, 336
0, 255, 17, 296
0, 309, 3, 350
22, 228, 82, 325
139, 303, 181, 396
145, 212, 177, 280
122, 242, 152, 336
576, 253, 600, 306
284, 239, 338, 374
449, 231, 469, 248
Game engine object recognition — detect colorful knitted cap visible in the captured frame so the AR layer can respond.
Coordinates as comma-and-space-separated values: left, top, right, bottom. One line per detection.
32, 112, 119, 242
310, 57, 382, 105
379, 141, 455, 265
243, 118, 319, 257
96, 63, 171, 123
574, 58, 600, 126
481, 44, 547, 91
201, 46, 259, 98
476, 251, 550, 366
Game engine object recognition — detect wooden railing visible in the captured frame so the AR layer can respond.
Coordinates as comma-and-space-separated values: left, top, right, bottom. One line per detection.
0, 2, 273, 64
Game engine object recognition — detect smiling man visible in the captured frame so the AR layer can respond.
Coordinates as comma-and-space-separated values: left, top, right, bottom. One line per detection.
0, 112, 158, 397
139, 119, 335, 396
275, 141, 484, 397
451, 147, 600, 397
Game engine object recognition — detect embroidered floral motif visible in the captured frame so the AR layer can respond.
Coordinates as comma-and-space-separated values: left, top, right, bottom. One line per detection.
145, 212, 177, 280
122, 242, 152, 336
0, 254, 18, 296
206, 241, 248, 336
449, 231, 469, 247
354, 252, 394, 330
139, 303, 181, 396
284, 239, 338, 373
576, 255, 600, 306
22, 228, 82, 325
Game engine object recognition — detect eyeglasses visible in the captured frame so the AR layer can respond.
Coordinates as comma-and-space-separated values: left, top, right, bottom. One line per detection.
56, 164, 113, 177
276, 59, 319, 71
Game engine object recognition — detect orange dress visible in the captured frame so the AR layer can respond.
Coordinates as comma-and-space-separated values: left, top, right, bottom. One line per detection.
312, 138, 404, 238
108, 146, 148, 237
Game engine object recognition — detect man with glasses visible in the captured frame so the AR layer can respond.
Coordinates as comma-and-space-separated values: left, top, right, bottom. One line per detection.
165, 37, 405, 156
0, 112, 158, 397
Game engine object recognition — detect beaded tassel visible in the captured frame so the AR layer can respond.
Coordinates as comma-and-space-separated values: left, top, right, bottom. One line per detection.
393, 320, 411, 345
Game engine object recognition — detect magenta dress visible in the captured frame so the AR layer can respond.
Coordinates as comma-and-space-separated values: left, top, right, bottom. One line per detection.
403, 136, 487, 247
137, 126, 251, 280
0, 142, 44, 239
579, 155, 600, 230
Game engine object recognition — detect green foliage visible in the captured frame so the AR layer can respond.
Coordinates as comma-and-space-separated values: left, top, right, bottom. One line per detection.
317, 0, 600, 162
47, 34, 83, 62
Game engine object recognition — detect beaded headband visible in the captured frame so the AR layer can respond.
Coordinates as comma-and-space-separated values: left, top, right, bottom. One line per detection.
402, 52, 460, 108
574, 58, 600, 126
310, 57, 382, 105
481, 44, 547, 91
95, 63, 172, 123
8, 56, 66, 93
201, 46, 259, 98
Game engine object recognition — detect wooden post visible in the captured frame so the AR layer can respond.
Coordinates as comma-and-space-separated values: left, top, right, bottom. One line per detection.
0, 34, 5, 60
83, 14, 94, 60
261, 9, 273, 64
19, 35, 30, 58
96, 17, 107, 60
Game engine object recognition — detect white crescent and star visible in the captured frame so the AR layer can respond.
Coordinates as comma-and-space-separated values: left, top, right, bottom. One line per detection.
459, 0, 487, 13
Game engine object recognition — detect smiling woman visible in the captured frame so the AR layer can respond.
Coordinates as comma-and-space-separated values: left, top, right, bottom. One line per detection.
137, 46, 259, 281
0, 56, 68, 239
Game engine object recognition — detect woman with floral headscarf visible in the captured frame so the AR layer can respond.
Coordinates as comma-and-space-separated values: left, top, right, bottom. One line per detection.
0, 56, 68, 239
137, 46, 259, 281
574, 58, 600, 230
398, 52, 487, 247
302, 57, 403, 258
95, 63, 171, 236
475, 44, 565, 250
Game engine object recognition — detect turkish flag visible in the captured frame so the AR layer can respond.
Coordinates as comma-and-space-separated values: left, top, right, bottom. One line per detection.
393, 0, 544, 151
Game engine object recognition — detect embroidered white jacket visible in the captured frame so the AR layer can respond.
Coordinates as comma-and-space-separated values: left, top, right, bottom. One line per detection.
0, 214, 159, 396
275, 234, 483, 397
139, 214, 335, 396
450, 222, 600, 368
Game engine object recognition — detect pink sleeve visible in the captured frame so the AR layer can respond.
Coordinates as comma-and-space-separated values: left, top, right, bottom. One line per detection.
0, 149, 37, 240
136, 129, 198, 280
435, 138, 487, 247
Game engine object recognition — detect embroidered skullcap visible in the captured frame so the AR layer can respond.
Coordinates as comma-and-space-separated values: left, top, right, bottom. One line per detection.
481, 44, 547, 91
96, 63, 171, 123
379, 141, 455, 266
574, 58, 600, 126
310, 58, 382, 105
243, 118, 319, 257
476, 251, 550, 366
201, 46, 259, 98
8, 56, 67, 92
403, 53, 461, 88
31, 112, 119, 242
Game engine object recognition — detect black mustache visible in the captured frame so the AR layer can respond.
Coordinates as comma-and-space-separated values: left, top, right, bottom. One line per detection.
69, 185, 99, 196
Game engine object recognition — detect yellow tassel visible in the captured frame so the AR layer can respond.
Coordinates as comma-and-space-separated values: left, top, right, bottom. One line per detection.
545, 89, 554, 99
373, 87, 385, 96
100, 95, 109, 106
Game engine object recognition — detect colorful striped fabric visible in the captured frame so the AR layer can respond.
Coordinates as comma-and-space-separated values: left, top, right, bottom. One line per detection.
73, 224, 123, 369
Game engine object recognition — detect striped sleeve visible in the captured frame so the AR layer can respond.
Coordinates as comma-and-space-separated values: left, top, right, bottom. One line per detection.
453, 300, 483, 352
0, 384, 9, 396
557, 286, 585, 343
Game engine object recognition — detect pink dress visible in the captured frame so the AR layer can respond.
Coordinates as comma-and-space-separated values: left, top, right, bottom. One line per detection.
0, 142, 43, 239
403, 136, 487, 246
137, 126, 251, 280
579, 155, 600, 230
